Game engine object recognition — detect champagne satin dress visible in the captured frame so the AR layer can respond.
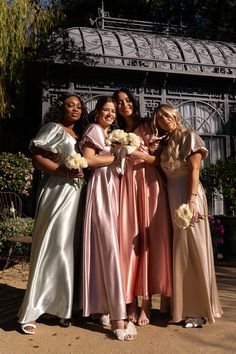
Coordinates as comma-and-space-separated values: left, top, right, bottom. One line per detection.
18, 122, 83, 324
160, 130, 223, 323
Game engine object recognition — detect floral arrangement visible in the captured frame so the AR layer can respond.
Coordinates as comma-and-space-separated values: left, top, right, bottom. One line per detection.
64, 152, 88, 170
106, 129, 141, 174
64, 153, 88, 187
174, 203, 193, 229
106, 129, 141, 150
0, 152, 34, 197
208, 216, 225, 247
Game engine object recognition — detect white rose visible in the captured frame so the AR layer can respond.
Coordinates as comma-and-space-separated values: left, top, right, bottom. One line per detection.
174, 203, 192, 229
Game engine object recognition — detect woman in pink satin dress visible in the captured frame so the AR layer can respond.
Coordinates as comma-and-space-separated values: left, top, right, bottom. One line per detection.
80, 96, 136, 341
113, 88, 172, 326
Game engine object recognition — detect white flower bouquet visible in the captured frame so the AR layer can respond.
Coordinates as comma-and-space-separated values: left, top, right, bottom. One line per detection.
173, 203, 193, 229
64, 153, 88, 187
106, 129, 141, 174
64, 152, 88, 171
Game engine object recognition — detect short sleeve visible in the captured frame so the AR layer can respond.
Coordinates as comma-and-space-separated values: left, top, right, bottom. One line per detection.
180, 130, 208, 161
80, 124, 106, 151
29, 123, 65, 154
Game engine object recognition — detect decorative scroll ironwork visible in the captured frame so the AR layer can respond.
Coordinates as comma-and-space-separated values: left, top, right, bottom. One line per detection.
39, 26, 236, 78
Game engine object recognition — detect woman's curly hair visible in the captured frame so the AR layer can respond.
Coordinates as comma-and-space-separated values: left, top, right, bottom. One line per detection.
43, 92, 88, 137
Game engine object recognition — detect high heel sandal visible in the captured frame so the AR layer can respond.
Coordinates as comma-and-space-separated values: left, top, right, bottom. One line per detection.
127, 297, 138, 324
111, 320, 137, 341
184, 317, 205, 328
99, 314, 110, 326
21, 322, 36, 335
137, 299, 152, 327
59, 318, 72, 327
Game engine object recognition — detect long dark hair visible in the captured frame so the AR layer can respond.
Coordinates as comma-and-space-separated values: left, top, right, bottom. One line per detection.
113, 88, 141, 131
43, 92, 88, 137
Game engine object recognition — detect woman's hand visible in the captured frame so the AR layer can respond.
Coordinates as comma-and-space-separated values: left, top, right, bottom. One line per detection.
69, 169, 84, 179
130, 150, 157, 165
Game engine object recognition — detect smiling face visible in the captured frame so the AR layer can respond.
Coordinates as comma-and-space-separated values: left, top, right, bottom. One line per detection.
62, 96, 82, 126
116, 91, 134, 119
97, 101, 116, 131
154, 105, 179, 133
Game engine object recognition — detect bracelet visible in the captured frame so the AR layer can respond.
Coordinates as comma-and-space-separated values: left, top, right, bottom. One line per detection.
190, 192, 197, 196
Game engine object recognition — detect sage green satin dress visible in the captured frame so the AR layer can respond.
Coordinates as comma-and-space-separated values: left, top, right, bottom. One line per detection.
18, 122, 82, 324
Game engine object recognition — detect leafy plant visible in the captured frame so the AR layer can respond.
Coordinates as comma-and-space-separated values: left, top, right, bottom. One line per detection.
0, 214, 34, 256
0, 0, 63, 118
201, 159, 236, 215
0, 152, 34, 196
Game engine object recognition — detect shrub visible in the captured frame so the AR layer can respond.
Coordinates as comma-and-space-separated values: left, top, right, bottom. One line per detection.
201, 159, 236, 215
0, 152, 34, 197
0, 214, 34, 256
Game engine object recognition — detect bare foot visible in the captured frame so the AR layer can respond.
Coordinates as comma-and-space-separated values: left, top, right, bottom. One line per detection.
138, 299, 151, 326
127, 297, 138, 324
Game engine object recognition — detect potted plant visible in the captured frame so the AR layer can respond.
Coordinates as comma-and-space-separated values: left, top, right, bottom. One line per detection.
201, 159, 236, 260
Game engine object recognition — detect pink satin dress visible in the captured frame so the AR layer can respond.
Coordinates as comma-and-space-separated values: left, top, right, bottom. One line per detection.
119, 122, 172, 303
80, 124, 127, 320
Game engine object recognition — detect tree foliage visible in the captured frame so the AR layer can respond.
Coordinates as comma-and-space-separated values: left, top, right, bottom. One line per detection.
0, 0, 63, 118
60, 0, 236, 39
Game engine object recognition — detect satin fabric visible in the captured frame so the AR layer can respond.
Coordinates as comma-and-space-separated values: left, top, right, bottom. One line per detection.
18, 123, 82, 324
119, 122, 173, 304
160, 130, 223, 323
81, 124, 127, 321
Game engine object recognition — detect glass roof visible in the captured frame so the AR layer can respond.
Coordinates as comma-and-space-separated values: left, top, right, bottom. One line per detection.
52, 27, 236, 78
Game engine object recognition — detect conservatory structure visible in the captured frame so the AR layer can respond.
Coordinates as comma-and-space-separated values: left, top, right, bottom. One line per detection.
26, 11, 236, 212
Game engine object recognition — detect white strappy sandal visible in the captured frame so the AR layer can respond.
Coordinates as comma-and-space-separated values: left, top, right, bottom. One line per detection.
21, 322, 36, 335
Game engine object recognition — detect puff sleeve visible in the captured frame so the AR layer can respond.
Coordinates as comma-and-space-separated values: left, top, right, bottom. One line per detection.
180, 130, 208, 161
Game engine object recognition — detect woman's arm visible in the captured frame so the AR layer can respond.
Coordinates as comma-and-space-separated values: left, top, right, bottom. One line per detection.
32, 150, 83, 179
82, 142, 116, 168
130, 150, 157, 165
186, 152, 203, 220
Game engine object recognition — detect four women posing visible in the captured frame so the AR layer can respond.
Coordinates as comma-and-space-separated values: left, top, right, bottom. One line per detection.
18, 90, 222, 340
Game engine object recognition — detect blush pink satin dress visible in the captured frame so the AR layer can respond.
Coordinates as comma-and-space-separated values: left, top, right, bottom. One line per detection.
118, 122, 172, 303
80, 124, 127, 321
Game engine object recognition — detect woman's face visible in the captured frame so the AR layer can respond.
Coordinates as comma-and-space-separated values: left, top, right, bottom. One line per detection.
63, 96, 82, 124
117, 91, 134, 119
97, 102, 116, 130
156, 110, 177, 133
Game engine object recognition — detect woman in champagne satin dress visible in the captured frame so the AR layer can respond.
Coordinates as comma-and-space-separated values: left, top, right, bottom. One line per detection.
80, 96, 136, 341
113, 88, 172, 326
18, 93, 87, 334
153, 104, 223, 327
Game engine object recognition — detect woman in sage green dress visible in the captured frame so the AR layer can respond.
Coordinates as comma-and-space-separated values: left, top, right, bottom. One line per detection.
18, 93, 87, 334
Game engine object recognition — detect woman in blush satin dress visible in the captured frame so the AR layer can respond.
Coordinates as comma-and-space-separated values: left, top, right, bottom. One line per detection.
18, 93, 87, 334
153, 104, 223, 327
113, 88, 172, 327
80, 96, 137, 341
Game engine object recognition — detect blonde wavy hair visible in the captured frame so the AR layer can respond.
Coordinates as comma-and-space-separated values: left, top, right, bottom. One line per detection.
152, 104, 187, 171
